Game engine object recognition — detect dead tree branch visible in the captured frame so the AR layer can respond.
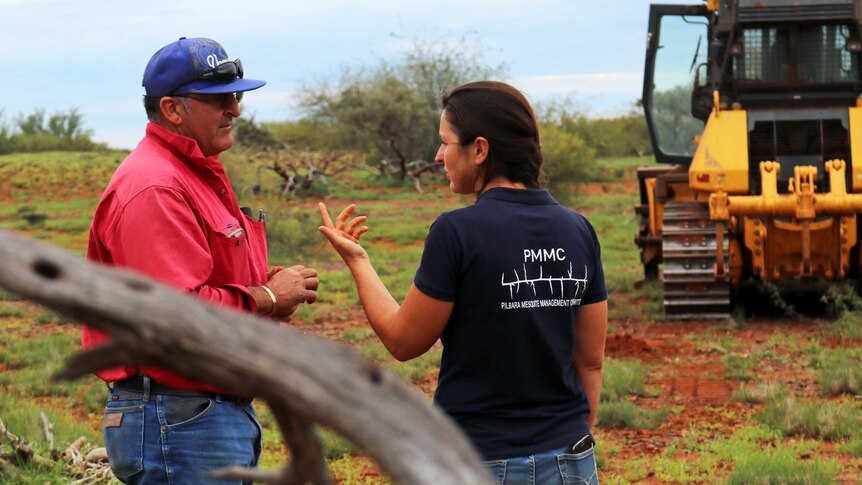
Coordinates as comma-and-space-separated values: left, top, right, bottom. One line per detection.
255, 147, 358, 197
40, 411, 54, 451
0, 228, 490, 485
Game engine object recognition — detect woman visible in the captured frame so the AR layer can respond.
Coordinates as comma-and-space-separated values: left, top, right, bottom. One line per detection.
318, 80, 607, 485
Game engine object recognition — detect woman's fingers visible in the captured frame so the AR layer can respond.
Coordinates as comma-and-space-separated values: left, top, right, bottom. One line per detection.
335, 204, 356, 229
344, 215, 368, 234
318, 202, 335, 228
319, 225, 359, 244
354, 226, 369, 240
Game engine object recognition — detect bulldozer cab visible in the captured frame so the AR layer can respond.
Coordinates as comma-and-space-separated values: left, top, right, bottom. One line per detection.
643, 3, 710, 166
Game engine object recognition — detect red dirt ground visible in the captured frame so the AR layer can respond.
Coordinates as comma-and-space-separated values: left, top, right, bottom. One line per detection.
4, 276, 860, 483
296, 316, 862, 484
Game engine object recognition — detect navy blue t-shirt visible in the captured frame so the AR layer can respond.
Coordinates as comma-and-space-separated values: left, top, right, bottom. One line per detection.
414, 187, 607, 460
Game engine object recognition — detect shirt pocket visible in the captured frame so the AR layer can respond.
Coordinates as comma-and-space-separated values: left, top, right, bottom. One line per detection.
243, 216, 268, 282
207, 216, 253, 286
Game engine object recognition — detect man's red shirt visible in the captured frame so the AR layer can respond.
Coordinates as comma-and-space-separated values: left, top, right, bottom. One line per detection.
82, 122, 269, 392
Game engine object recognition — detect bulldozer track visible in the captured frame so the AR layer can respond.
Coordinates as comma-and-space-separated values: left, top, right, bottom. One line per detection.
662, 201, 731, 320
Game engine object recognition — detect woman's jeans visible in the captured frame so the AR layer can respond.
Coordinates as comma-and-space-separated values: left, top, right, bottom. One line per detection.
484, 442, 599, 485
103, 387, 262, 484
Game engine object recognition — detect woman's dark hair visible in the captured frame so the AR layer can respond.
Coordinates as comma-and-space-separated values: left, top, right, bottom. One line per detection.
441, 80, 543, 190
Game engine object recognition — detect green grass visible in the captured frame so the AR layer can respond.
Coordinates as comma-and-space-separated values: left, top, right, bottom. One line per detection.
756, 397, 862, 441
0, 317, 110, 484
814, 347, 862, 396
840, 435, 862, 457
601, 358, 649, 401
829, 310, 862, 340
358, 341, 441, 384
725, 447, 837, 484
731, 381, 788, 404
0, 302, 27, 318
598, 401, 669, 429
723, 353, 756, 381
0, 151, 123, 203
318, 427, 355, 460
9, 151, 862, 483
626, 424, 840, 484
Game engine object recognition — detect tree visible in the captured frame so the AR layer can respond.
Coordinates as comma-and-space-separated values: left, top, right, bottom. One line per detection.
15, 109, 47, 135
299, 36, 506, 182
46, 108, 90, 139
0, 108, 102, 154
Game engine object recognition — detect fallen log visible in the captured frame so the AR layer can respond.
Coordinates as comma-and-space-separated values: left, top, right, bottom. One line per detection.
0, 228, 490, 484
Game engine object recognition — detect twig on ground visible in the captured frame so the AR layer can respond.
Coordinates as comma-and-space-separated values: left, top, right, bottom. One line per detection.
40, 411, 55, 450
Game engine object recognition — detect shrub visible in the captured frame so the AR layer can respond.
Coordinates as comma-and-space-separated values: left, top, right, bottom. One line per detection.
815, 348, 862, 396
820, 284, 862, 315
265, 209, 326, 262
840, 435, 862, 457
829, 311, 862, 340
756, 397, 860, 441
599, 401, 668, 429
723, 353, 756, 381
731, 381, 787, 404
17, 205, 48, 226
540, 122, 596, 186
601, 358, 648, 401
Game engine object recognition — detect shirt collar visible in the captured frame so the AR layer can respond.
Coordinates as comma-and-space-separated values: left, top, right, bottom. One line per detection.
145, 121, 223, 172
476, 187, 558, 205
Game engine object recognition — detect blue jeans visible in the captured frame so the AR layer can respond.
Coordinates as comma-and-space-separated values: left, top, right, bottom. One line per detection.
484, 443, 599, 485
104, 387, 262, 484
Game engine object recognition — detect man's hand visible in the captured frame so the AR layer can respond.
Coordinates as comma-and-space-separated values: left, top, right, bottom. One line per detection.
265, 265, 318, 318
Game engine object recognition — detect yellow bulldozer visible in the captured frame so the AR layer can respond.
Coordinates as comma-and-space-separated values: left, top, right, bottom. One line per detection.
636, 0, 862, 319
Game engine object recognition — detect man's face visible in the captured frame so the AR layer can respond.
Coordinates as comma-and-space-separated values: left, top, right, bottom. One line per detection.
174, 92, 242, 156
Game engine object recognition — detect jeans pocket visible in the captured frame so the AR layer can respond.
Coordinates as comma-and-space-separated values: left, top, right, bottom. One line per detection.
558, 448, 598, 485
163, 396, 213, 427
482, 459, 507, 485
241, 405, 264, 467
103, 404, 144, 480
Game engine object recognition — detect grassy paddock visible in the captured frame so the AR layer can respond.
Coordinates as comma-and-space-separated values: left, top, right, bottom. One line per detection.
4, 152, 862, 482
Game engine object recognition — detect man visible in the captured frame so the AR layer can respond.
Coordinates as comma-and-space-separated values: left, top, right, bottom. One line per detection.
83, 37, 318, 484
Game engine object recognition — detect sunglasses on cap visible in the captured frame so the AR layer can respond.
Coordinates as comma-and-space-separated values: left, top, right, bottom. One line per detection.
173, 91, 244, 110
198, 59, 244, 83
168, 59, 244, 96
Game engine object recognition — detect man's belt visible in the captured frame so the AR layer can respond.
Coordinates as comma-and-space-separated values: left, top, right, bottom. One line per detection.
112, 375, 253, 405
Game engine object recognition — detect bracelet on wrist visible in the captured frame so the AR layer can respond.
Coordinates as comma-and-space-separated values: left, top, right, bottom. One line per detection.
260, 285, 277, 315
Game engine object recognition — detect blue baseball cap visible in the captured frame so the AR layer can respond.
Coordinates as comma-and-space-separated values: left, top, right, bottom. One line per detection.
142, 37, 266, 97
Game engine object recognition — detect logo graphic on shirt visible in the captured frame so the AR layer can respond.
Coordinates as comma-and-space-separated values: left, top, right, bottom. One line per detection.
499, 247, 589, 310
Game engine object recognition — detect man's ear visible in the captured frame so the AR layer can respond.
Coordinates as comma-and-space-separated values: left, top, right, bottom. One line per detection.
474, 137, 489, 165
159, 97, 184, 126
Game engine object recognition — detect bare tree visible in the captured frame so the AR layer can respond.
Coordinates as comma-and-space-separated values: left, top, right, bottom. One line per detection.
0, 228, 491, 485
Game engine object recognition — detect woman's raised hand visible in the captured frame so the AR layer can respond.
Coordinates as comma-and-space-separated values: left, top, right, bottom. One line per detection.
318, 203, 370, 264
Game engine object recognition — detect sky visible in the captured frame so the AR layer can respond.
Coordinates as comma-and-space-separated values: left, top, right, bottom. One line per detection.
0, 0, 664, 150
